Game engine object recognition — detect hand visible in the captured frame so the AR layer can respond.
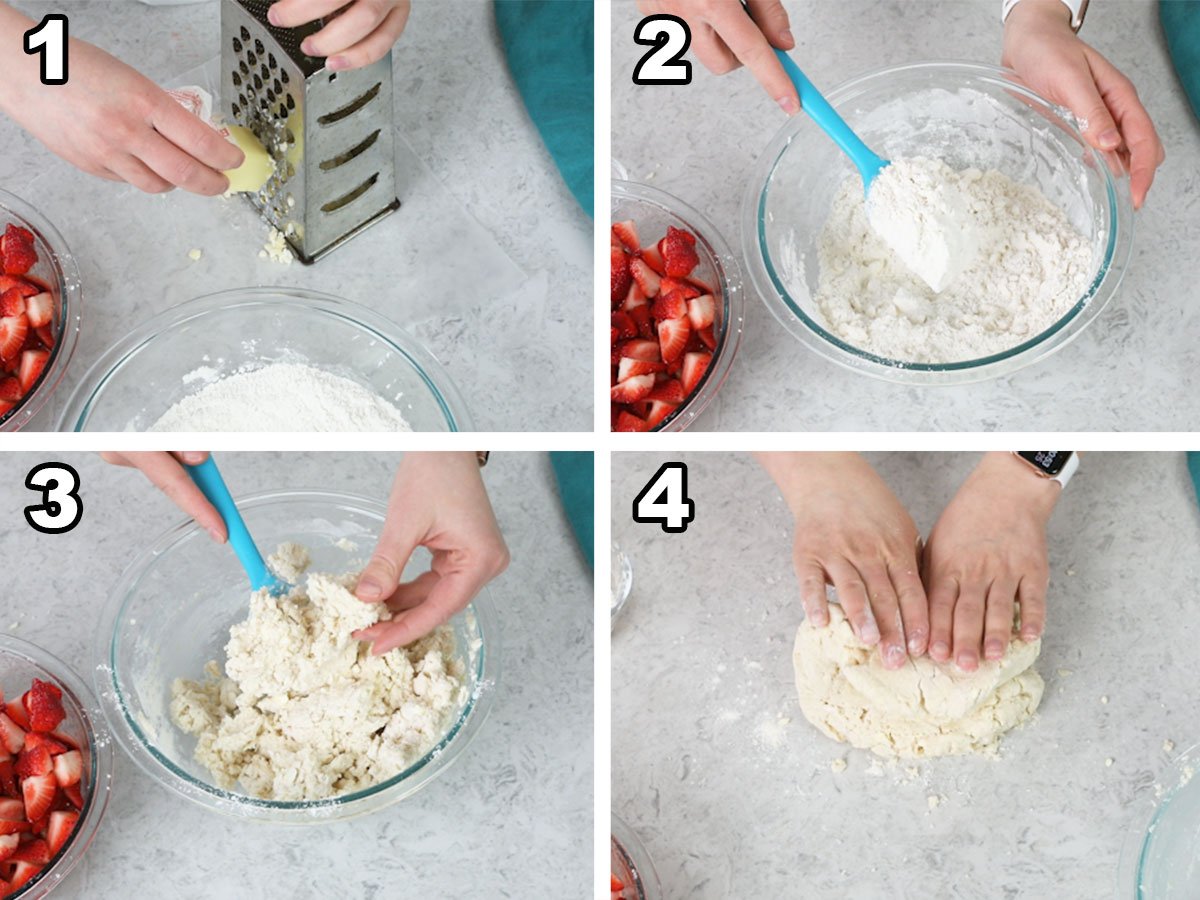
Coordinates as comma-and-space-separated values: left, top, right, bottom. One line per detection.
353, 453, 510, 655
1003, 0, 1164, 209
636, 0, 799, 114
757, 452, 927, 669
100, 452, 226, 542
922, 453, 1061, 672
269, 0, 411, 71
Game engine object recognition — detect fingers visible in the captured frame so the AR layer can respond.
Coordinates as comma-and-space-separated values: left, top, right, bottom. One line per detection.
109, 451, 226, 542
356, 516, 421, 605
825, 558, 879, 647
951, 583, 986, 672
793, 559, 830, 627
1017, 576, 1047, 642
926, 579, 956, 663
713, 4, 800, 113
326, 5, 409, 71
746, 0, 794, 49
1087, 51, 1163, 209
106, 155, 173, 194
268, 0, 346, 28
982, 581, 1017, 662
1057, 59, 1121, 153
891, 563, 928, 657
687, 23, 739, 75
382, 570, 439, 613
135, 130, 230, 196
858, 561, 906, 669
355, 570, 483, 654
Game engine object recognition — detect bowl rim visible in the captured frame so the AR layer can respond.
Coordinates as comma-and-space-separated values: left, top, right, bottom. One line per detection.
611, 811, 662, 900
0, 634, 113, 899
741, 59, 1134, 385
93, 488, 499, 823
611, 180, 745, 431
1117, 742, 1200, 898
0, 188, 83, 433
55, 286, 473, 432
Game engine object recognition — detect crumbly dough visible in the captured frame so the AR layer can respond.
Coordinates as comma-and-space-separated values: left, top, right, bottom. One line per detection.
170, 542, 467, 801
792, 605, 1043, 758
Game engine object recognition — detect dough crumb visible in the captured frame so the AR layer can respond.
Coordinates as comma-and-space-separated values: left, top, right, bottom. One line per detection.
1056, 668, 1073, 677
927, 794, 941, 810
1105, 758, 1114, 767
1100, 695, 1109, 704
187, 248, 202, 261
830, 758, 847, 774
1164, 739, 1175, 754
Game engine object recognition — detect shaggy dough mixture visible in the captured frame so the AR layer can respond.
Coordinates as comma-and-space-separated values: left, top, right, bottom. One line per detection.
815, 156, 1094, 363
793, 605, 1043, 758
171, 543, 467, 801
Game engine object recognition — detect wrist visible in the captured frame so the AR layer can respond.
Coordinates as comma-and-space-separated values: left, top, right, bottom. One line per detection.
974, 452, 1063, 520
1004, 0, 1073, 35
757, 452, 867, 516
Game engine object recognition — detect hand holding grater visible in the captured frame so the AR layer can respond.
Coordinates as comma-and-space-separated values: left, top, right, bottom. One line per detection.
220, 0, 400, 264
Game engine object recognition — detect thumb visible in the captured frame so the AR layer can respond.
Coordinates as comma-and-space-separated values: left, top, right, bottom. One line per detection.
1060, 70, 1121, 151
747, 0, 794, 49
356, 516, 422, 604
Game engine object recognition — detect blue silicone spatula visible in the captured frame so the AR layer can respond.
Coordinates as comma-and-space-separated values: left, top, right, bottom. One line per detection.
185, 456, 290, 595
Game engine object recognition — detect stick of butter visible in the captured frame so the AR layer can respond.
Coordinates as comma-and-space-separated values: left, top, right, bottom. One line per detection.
223, 125, 273, 193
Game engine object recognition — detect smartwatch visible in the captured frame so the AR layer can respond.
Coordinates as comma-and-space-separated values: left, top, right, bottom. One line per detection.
1002, 0, 1088, 33
1012, 451, 1078, 489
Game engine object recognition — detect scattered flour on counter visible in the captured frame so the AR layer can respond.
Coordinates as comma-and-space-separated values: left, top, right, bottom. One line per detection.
815, 156, 1093, 363
170, 542, 466, 801
149, 362, 412, 432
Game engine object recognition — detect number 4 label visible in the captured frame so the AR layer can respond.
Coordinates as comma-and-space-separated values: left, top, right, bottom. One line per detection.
632, 462, 695, 534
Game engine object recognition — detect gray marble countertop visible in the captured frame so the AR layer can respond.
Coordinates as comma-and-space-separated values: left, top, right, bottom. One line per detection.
3, 0, 590, 431
612, 0, 1199, 431
0, 451, 592, 898
613, 451, 1198, 897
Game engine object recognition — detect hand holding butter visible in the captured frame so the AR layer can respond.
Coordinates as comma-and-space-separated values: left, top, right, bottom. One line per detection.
167, 87, 274, 194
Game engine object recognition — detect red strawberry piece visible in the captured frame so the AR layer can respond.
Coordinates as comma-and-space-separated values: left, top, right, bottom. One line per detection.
617, 358, 664, 381
619, 338, 661, 362
9, 838, 49, 865
52, 751, 80, 788
681, 350, 712, 395
15, 744, 50, 780
651, 290, 688, 322
0, 715, 25, 755
23, 681, 64, 734
610, 246, 631, 304
0, 799, 23, 822
0, 760, 16, 798
35, 324, 54, 350
645, 400, 679, 429
647, 378, 687, 404
24, 735, 66, 758
687, 294, 715, 329
622, 280, 647, 310
657, 317, 690, 365
629, 258, 661, 298
660, 226, 699, 277
6, 225, 34, 245
1, 231, 36, 276
610, 373, 655, 404
47, 732, 76, 752
46, 810, 77, 856
613, 410, 649, 432
611, 311, 637, 341
0, 819, 31, 835
657, 276, 700, 300
0, 276, 38, 297
0, 377, 21, 403
0, 832, 18, 862
21, 773, 55, 822
17, 349, 49, 393
0, 288, 24, 318
24, 293, 51, 329
5, 701, 28, 732
9, 859, 42, 891
0, 399, 15, 418
0, 315, 27, 361
63, 783, 82, 810
612, 220, 640, 253
697, 325, 717, 351
639, 244, 666, 275
627, 303, 653, 340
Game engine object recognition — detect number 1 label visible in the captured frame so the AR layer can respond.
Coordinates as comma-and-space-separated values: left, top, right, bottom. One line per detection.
24, 14, 69, 86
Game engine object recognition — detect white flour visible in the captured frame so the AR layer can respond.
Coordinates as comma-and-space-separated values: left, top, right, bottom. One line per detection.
816, 156, 1094, 363
170, 543, 467, 801
149, 362, 413, 432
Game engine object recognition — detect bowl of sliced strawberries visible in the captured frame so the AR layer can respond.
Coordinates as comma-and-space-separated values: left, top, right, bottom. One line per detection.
0, 191, 82, 432
611, 182, 744, 432
0, 636, 112, 897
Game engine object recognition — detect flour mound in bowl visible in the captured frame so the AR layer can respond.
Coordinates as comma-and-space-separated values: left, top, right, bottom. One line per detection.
170, 542, 467, 801
792, 605, 1043, 758
815, 156, 1094, 364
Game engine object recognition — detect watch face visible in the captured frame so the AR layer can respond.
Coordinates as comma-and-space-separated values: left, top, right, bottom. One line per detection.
1016, 451, 1072, 476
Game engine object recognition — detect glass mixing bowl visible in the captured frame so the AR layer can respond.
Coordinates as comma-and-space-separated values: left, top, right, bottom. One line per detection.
742, 61, 1133, 384
94, 489, 499, 824
1119, 745, 1200, 898
0, 190, 82, 432
57, 288, 471, 431
612, 181, 744, 431
611, 812, 661, 900
0, 636, 113, 899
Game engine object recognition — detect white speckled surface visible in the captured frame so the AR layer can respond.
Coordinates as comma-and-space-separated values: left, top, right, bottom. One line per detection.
613, 451, 1199, 897
3, 0, 590, 431
611, 0, 1200, 430
0, 451, 592, 898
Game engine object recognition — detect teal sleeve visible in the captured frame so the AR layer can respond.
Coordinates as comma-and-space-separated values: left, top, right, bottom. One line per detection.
1161, 1, 1200, 122
1188, 452, 1200, 508
549, 451, 594, 568
494, 0, 594, 217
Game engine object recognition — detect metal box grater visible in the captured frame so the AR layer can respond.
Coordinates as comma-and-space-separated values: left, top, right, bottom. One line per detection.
219, 0, 400, 264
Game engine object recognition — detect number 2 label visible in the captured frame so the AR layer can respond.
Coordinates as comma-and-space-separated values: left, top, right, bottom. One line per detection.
24, 14, 69, 86
632, 462, 695, 534
632, 15, 692, 86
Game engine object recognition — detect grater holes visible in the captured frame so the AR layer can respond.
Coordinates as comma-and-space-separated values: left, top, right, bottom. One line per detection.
278, 103, 287, 119
281, 69, 290, 85
232, 71, 242, 88
273, 78, 282, 96
239, 26, 249, 41
254, 39, 264, 56
260, 64, 269, 82
253, 73, 263, 91
317, 83, 381, 125
247, 51, 257, 67
239, 59, 249, 77
231, 102, 240, 119
268, 53, 277, 70
321, 173, 379, 213
232, 37, 242, 54
319, 129, 380, 171
286, 93, 295, 111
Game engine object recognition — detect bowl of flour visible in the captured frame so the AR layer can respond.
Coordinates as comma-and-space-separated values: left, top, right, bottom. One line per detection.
57, 288, 472, 431
94, 489, 498, 823
742, 61, 1133, 384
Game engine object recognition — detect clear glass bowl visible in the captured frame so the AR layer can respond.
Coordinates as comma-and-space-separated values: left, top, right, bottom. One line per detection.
56, 288, 472, 431
0, 636, 113, 898
611, 812, 661, 900
1119, 744, 1200, 898
742, 61, 1133, 385
612, 181, 744, 431
610, 541, 633, 629
94, 489, 498, 824
0, 190, 82, 432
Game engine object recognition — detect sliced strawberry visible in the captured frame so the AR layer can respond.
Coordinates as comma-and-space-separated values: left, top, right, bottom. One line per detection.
46, 810, 77, 856
21, 773, 54, 822
627, 303, 653, 339
651, 291, 688, 322
657, 317, 690, 365
0, 276, 37, 298
9, 859, 42, 891
619, 339, 661, 362
647, 378, 687, 404
610, 373, 655, 404
34, 324, 53, 349
0, 831, 18, 862
617, 358, 664, 381
613, 410, 649, 432
24, 293, 51, 329
0, 799, 23, 822
629, 258, 661, 298
687, 294, 715, 330
0, 377, 21, 403
22, 681, 63, 736
0, 761, 15, 798
22, 734, 65, 758
610, 247, 631, 304
47, 732, 76, 752
611, 311, 636, 341
52, 751, 80, 788
5, 702, 28, 732
6, 225, 34, 246
645, 400, 678, 429
639, 244, 666, 275
0, 716, 25, 755
9, 838, 48, 865
0, 819, 31, 835
14, 745, 50, 780
622, 280, 647, 311
681, 351, 712, 395
1, 229, 36, 276
17, 349, 48, 394
0, 289, 25, 318
612, 220, 640, 253
62, 783, 82, 810
0, 315, 27, 361
657, 276, 700, 300
612, 874, 626, 892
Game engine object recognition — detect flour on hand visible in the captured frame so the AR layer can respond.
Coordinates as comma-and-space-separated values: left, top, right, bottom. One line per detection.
170, 542, 467, 801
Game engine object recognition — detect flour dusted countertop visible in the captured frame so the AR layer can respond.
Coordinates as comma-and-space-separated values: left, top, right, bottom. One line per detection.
613, 451, 1200, 897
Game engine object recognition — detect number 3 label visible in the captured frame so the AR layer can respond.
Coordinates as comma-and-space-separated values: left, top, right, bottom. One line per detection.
633, 462, 695, 534
24, 463, 83, 534
632, 15, 692, 85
